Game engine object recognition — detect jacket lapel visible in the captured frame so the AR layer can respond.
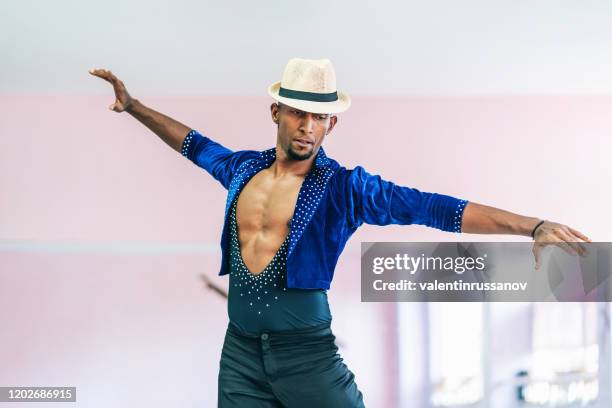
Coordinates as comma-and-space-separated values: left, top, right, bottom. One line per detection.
285, 150, 334, 258
224, 147, 276, 217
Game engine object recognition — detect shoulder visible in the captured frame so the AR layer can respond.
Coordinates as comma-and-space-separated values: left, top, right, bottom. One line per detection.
329, 162, 373, 185
233, 149, 261, 163
312, 150, 379, 188
326, 159, 369, 197
230, 149, 268, 171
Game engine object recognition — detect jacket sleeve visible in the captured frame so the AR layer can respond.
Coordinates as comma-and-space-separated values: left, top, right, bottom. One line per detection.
345, 165, 468, 232
180, 129, 257, 190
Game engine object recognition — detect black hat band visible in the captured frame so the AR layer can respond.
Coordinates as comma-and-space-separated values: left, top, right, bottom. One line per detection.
279, 86, 338, 102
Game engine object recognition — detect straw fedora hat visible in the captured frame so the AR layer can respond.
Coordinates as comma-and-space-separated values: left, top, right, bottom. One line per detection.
267, 58, 351, 114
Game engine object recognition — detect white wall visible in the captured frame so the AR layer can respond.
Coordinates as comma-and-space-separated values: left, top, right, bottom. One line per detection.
3, 0, 612, 95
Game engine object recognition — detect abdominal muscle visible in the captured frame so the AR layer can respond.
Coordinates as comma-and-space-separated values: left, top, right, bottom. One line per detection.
238, 228, 288, 275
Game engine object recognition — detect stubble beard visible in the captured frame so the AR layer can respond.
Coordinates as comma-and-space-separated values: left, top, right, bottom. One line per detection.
286, 145, 314, 161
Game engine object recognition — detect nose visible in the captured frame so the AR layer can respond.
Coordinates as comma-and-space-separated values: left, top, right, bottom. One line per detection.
299, 114, 315, 134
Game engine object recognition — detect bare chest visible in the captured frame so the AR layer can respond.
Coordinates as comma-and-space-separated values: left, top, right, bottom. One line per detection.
234, 170, 304, 274
236, 170, 304, 234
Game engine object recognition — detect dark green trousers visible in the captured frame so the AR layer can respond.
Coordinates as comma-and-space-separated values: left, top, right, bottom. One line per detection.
218, 321, 366, 408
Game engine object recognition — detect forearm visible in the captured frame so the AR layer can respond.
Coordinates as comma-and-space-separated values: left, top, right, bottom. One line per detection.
126, 99, 191, 153
461, 201, 541, 237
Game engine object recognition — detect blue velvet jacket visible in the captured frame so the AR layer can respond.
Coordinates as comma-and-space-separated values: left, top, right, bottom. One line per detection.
181, 129, 468, 289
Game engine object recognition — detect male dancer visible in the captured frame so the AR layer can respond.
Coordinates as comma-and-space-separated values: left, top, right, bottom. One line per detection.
90, 58, 590, 407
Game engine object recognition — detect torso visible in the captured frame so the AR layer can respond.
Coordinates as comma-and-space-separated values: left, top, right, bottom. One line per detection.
235, 167, 305, 275
227, 193, 331, 334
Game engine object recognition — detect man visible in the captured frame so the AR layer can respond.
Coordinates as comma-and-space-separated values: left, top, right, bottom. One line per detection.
90, 58, 590, 407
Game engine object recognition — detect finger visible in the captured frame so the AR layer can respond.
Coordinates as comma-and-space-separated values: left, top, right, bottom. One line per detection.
533, 244, 542, 270
90, 68, 120, 86
553, 240, 578, 256
556, 228, 588, 256
106, 70, 118, 83
568, 232, 590, 256
568, 235, 589, 256
553, 239, 577, 255
89, 68, 108, 78
90, 68, 126, 101
539, 231, 577, 256
555, 230, 583, 255
104, 70, 125, 98
568, 226, 592, 243
109, 97, 121, 111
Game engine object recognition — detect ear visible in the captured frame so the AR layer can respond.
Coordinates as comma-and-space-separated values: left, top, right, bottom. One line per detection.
271, 102, 280, 124
326, 115, 338, 134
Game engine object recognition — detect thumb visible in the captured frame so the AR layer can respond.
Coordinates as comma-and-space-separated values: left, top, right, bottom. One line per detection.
533, 244, 541, 270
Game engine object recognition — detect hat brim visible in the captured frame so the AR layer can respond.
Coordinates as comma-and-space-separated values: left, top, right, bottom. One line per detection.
267, 82, 351, 114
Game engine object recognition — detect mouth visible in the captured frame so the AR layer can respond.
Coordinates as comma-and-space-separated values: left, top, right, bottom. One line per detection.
293, 138, 314, 148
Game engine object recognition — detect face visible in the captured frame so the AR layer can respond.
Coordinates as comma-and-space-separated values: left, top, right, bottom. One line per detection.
271, 102, 337, 161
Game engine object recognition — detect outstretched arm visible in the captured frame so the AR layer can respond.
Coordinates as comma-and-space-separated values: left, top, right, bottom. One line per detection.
88, 68, 259, 189
461, 202, 542, 236
345, 167, 592, 268
88, 68, 189, 152
462, 201, 592, 268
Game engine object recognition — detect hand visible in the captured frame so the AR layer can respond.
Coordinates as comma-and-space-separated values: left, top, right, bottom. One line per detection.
532, 221, 592, 269
88, 68, 134, 112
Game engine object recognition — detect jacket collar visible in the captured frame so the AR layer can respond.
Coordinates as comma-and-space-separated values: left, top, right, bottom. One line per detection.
225, 145, 334, 258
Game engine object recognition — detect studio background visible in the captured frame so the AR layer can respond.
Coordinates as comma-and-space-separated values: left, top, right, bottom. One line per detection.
1, 1, 611, 407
